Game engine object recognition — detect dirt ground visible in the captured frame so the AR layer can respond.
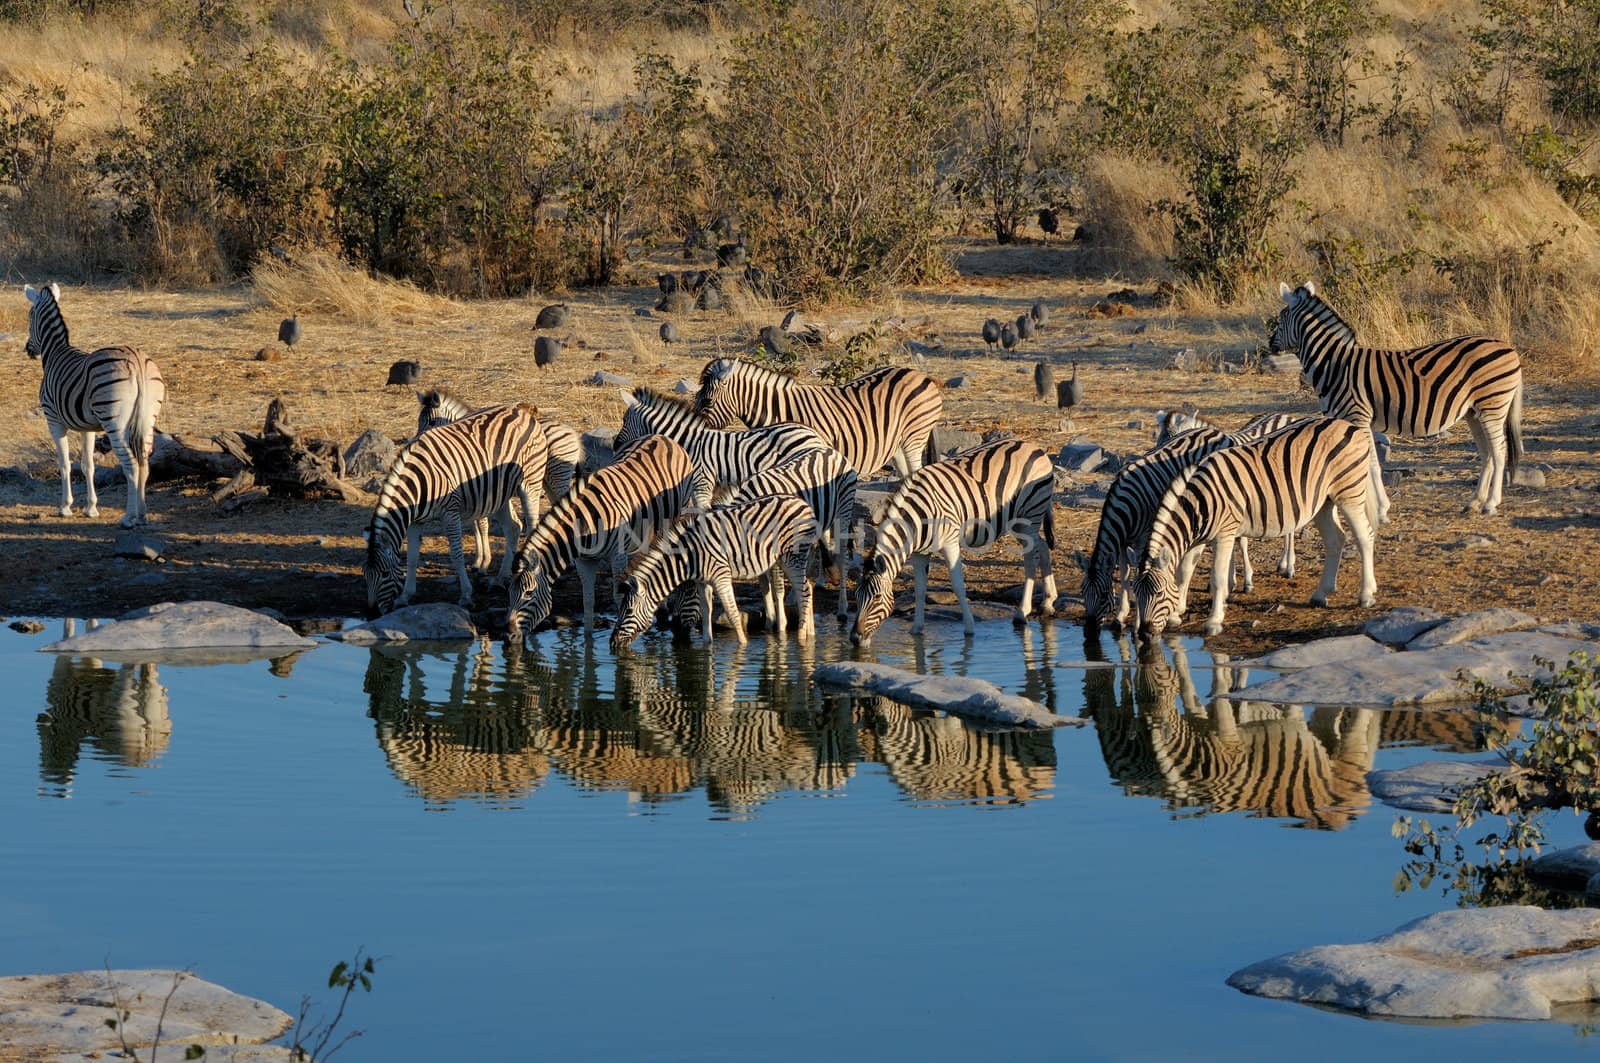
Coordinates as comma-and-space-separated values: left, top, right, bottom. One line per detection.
2, 241, 1596, 656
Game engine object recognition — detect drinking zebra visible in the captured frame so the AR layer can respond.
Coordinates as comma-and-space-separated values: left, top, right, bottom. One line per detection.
364, 404, 549, 618
611, 494, 818, 650
692, 358, 943, 477
1135, 416, 1378, 637
1271, 281, 1525, 518
852, 438, 1057, 645
727, 448, 859, 620
23, 283, 166, 526
614, 386, 833, 507
506, 434, 694, 637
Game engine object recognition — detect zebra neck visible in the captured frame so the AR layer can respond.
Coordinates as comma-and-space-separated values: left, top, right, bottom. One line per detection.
525, 512, 576, 571
371, 502, 422, 551
634, 549, 692, 619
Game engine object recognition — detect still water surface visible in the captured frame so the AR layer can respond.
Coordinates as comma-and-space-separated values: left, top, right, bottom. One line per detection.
2, 616, 1593, 1060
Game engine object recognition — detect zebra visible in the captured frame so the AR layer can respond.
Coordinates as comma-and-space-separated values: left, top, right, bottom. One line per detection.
727, 448, 859, 620
692, 358, 943, 477
22, 283, 166, 526
610, 494, 818, 650
614, 386, 834, 507
506, 434, 694, 637
416, 389, 581, 570
1134, 416, 1378, 637
364, 403, 549, 618
1271, 281, 1525, 518
1151, 407, 1320, 578
852, 438, 1057, 645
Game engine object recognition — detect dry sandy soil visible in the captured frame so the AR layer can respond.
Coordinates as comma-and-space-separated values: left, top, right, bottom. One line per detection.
1, 241, 1596, 655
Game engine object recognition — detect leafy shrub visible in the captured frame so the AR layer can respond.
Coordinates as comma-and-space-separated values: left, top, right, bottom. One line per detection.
0, 78, 106, 278
818, 325, 894, 384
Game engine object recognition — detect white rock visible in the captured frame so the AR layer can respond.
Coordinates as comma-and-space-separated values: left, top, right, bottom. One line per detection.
1227, 906, 1600, 1020
1407, 608, 1539, 650
1362, 606, 1446, 646
1234, 631, 1600, 707
1529, 843, 1600, 890
0, 969, 292, 1054
41, 602, 315, 654
332, 603, 478, 643
1248, 633, 1391, 671
1366, 759, 1505, 813
813, 661, 1084, 730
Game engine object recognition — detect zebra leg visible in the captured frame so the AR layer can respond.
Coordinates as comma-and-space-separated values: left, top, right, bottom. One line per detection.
768, 565, 788, 637
945, 543, 975, 636
1233, 537, 1254, 594
1337, 497, 1378, 607
79, 430, 99, 519
1367, 434, 1392, 524
1311, 501, 1346, 607
785, 549, 815, 643
1016, 538, 1036, 624
444, 508, 475, 607
910, 555, 930, 635
1174, 545, 1205, 620
577, 558, 598, 631
1204, 536, 1236, 637
50, 425, 73, 517
1280, 532, 1296, 578
715, 576, 747, 645
103, 427, 146, 526
1482, 409, 1510, 515
495, 501, 524, 587
472, 517, 492, 572
700, 583, 715, 641
1037, 535, 1058, 617
403, 525, 422, 604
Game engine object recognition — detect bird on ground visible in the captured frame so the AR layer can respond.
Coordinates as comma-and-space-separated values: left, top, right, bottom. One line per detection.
697, 285, 723, 311
981, 318, 1002, 351
660, 322, 680, 344
1057, 362, 1082, 409
536, 303, 570, 329
386, 360, 422, 386
278, 313, 301, 349
1016, 314, 1037, 343
1030, 301, 1050, 328
1000, 323, 1018, 352
534, 335, 563, 368
1033, 361, 1052, 401
758, 325, 795, 360
1038, 207, 1059, 239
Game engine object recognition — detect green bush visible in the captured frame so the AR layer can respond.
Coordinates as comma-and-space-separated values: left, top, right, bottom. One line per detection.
0, 78, 105, 278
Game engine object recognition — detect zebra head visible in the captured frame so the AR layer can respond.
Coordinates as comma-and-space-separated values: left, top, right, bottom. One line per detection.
1269, 281, 1320, 354
693, 358, 740, 428
1133, 545, 1181, 638
609, 574, 656, 652
851, 552, 897, 645
363, 529, 404, 619
506, 556, 552, 640
22, 282, 62, 360
1079, 549, 1116, 628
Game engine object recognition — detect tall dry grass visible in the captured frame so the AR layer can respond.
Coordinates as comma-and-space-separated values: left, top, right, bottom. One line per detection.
251, 250, 461, 325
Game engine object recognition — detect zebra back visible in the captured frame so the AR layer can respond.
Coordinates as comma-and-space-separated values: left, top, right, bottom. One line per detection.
728, 448, 857, 546
417, 388, 579, 499
693, 358, 943, 476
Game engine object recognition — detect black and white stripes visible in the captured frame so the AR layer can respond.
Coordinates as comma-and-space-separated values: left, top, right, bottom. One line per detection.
1271, 281, 1525, 517
24, 283, 166, 527
693, 359, 943, 477
365, 404, 549, 617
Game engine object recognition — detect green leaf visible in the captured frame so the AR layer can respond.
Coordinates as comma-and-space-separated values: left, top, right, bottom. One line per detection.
105, 1018, 119, 1030
186, 1045, 208, 1060
328, 961, 348, 988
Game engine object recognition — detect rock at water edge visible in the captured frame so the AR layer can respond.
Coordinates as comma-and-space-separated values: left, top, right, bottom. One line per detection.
1407, 608, 1539, 650
813, 660, 1083, 730
333, 602, 478, 643
41, 601, 315, 653
1362, 606, 1446, 646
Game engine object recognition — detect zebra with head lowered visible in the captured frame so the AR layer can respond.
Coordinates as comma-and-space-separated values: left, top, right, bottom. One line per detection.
506, 434, 694, 637
365, 404, 549, 618
693, 358, 943, 477
1271, 281, 1525, 518
22, 284, 166, 526
727, 448, 859, 620
614, 386, 833, 507
853, 438, 1057, 645
611, 494, 818, 651
1134, 416, 1378, 638
417, 389, 581, 572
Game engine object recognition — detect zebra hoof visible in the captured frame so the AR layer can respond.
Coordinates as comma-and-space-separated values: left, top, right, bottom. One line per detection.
57, 506, 73, 518
1203, 621, 1222, 637
1360, 593, 1376, 607
1310, 593, 1330, 607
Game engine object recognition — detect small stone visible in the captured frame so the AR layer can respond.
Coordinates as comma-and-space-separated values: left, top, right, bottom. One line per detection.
1513, 466, 1546, 488
9, 619, 45, 634
343, 429, 396, 478
1055, 443, 1106, 474
253, 347, 280, 362
1267, 352, 1300, 375
1249, 634, 1389, 670
333, 603, 478, 644
589, 370, 632, 388
928, 427, 982, 459
945, 375, 971, 389
1528, 843, 1600, 890
1125, 419, 1145, 430
112, 531, 164, 561
673, 378, 693, 394
1363, 606, 1447, 646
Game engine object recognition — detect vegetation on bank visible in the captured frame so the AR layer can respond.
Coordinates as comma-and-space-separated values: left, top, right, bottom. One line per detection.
0, 0, 1597, 366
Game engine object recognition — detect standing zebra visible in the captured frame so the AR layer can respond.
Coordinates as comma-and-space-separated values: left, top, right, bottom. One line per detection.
611, 494, 818, 650
727, 448, 859, 620
23, 284, 166, 526
693, 358, 943, 477
1134, 416, 1378, 638
614, 386, 834, 506
364, 404, 549, 618
853, 438, 1057, 645
1271, 281, 1524, 518
417, 388, 580, 571
506, 434, 694, 637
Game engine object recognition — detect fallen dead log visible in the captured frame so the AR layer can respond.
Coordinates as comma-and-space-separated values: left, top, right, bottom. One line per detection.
211, 398, 367, 505
148, 432, 246, 483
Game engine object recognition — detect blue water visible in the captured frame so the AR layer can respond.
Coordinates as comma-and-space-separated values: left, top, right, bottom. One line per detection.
2, 617, 1593, 1061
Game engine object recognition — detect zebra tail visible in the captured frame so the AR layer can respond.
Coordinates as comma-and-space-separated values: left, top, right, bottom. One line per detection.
127, 361, 154, 464
1506, 381, 1524, 484
1043, 505, 1056, 551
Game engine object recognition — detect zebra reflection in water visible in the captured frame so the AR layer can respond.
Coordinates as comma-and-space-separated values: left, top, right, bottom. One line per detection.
1085, 637, 1381, 829
37, 621, 170, 796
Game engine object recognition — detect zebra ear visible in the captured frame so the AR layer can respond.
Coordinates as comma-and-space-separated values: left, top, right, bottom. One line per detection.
1154, 546, 1174, 570
23, 284, 39, 304
1303, 281, 1316, 298
1124, 545, 1139, 570
48, 282, 60, 300
1278, 281, 1293, 302
619, 388, 636, 407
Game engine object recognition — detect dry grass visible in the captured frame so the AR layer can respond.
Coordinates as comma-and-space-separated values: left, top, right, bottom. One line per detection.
250, 251, 463, 326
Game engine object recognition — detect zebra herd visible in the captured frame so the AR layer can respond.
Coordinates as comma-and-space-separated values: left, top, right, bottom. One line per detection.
18, 279, 1526, 643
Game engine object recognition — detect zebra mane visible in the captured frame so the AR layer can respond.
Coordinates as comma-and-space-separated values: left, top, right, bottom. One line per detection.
629, 385, 695, 415
1294, 288, 1358, 344
1143, 460, 1205, 567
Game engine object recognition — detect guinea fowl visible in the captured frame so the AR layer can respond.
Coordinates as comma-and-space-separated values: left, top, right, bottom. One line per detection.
386, 360, 422, 386
534, 335, 563, 368
1033, 361, 1053, 401
1038, 207, 1059, 239
1030, 301, 1050, 328
660, 321, 680, 344
981, 318, 1002, 351
278, 313, 301, 349
1016, 313, 1037, 344
1000, 322, 1018, 353
535, 303, 569, 329
1057, 362, 1082, 409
